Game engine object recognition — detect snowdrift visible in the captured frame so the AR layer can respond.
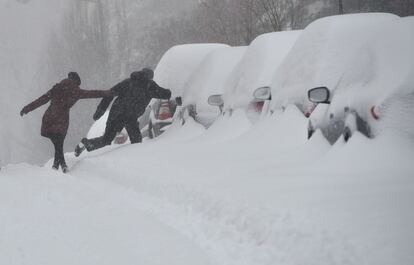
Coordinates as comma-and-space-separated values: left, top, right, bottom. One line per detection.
3, 106, 413, 265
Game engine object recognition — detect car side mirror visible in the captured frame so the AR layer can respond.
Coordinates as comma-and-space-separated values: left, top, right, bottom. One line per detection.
208, 94, 224, 113
253, 86, 271, 101
308, 87, 330, 104
208, 94, 224, 107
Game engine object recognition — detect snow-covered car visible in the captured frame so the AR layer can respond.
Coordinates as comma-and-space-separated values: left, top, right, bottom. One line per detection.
143, 98, 179, 138
268, 13, 400, 119
222, 30, 301, 121
143, 43, 229, 138
305, 15, 414, 143
179, 46, 247, 127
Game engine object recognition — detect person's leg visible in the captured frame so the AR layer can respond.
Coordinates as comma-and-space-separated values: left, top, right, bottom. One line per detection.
125, 120, 142, 144
56, 134, 68, 173
49, 135, 61, 170
82, 122, 120, 152
49, 134, 66, 172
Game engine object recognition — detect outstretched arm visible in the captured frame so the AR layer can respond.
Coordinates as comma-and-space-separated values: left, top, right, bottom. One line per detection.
78, 89, 113, 121
20, 91, 51, 116
148, 81, 171, 100
93, 96, 114, 120
92, 80, 129, 120
78, 89, 113, 99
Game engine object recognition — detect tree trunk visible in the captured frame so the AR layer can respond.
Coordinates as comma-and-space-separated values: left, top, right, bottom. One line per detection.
339, 0, 344, 14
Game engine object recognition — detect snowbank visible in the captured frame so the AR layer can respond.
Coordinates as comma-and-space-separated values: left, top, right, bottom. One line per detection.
0, 164, 210, 265
2, 102, 414, 265
223, 30, 302, 110
154, 43, 229, 97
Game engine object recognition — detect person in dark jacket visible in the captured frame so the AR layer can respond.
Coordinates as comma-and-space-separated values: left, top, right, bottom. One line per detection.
74, 68, 171, 156
20, 72, 112, 173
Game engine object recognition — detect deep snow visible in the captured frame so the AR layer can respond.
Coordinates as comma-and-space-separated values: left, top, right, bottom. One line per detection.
2, 10, 414, 265
0, 165, 210, 265
2, 106, 413, 265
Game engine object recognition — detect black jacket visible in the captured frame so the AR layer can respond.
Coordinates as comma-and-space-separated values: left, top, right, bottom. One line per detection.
94, 77, 171, 124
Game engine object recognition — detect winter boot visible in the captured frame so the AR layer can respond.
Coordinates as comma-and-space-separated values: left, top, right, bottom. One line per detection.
74, 142, 86, 157
81, 138, 93, 152
61, 162, 69, 174
52, 160, 60, 171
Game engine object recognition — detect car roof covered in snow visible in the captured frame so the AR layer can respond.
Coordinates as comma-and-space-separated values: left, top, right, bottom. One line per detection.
269, 13, 407, 113
182, 46, 247, 112
222, 30, 302, 110
154, 43, 229, 97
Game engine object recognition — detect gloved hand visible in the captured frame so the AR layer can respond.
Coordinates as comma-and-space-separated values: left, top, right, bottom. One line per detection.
20, 106, 29, 117
93, 108, 105, 121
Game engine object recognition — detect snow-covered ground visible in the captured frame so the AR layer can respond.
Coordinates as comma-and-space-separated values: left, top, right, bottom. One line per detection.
2, 9, 414, 265
0, 164, 210, 265
2, 106, 413, 265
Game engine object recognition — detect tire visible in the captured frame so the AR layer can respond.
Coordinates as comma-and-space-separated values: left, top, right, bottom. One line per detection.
343, 126, 352, 142
148, 121, 154, 139
308, 128, 314, 139
152, 123, 161, 138
307, 121, 314, 139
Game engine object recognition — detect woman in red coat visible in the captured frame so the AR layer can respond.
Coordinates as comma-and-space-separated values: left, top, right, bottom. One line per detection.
20, 72, 112, 173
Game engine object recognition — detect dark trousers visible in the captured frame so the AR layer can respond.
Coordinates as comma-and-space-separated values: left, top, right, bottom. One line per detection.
48, 133, 66, 167
84, 120, 142, 152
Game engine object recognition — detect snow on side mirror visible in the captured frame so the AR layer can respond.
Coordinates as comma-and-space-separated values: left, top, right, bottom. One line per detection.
253, 86, 271, 101
208, 94, 224, 107
308, 87, 331, 104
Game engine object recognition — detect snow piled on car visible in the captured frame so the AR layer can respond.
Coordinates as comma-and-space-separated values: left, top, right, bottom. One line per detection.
375, 18, 414, 138
154, 43, 229, 97
182, 46, 247, 124
269, 13, 414, 117
183, 46, 246, 108
223, 30, 302, 110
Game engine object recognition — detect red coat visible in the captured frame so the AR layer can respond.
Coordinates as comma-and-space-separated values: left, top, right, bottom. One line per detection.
22, 79, 112, 137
